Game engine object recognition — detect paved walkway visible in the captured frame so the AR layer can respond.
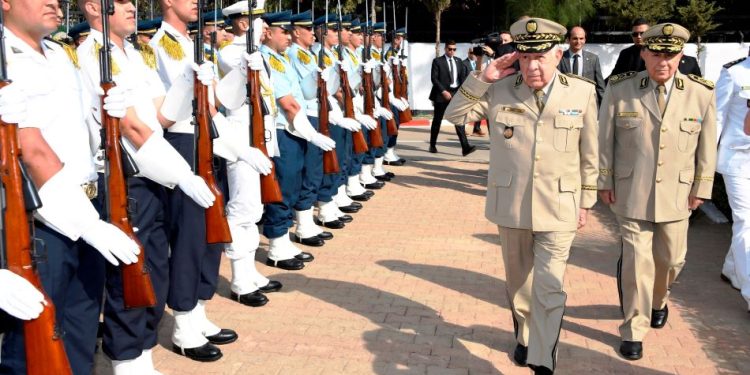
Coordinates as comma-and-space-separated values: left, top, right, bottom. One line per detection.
94, 125, 750, 374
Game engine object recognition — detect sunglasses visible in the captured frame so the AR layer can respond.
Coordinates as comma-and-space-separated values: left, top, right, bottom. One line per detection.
631, 32, 644, 37
447, 47, 457, 51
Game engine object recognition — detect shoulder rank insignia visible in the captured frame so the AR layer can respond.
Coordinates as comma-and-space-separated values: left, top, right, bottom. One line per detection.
372, 51, 381, 61
558, 74, 568, 86
159, 31, 185, 61
514, 74, 523, 87
93, 42, 119, 75
675, 77, 684, 90
609, 71, 636, 85
639, 77, 649, 89
724, 57, 746, 69
46, 38, 79, 69
565, 73, 595, 85
297, 49, 311, 65
323, 54, 332, 68
688, 74, 714, 90
269, 54, 285, 73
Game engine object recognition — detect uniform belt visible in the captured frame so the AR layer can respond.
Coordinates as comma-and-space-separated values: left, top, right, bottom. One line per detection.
81, 181, 98, 200
167, 121, 195, 134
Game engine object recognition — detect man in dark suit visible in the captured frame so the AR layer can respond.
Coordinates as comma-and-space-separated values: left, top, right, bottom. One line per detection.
429, 40, 473, 155
558, 26, 605, 105
609, 18, 702, 79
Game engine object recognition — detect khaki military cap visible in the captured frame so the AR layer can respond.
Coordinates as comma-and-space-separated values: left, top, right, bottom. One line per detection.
510, 17, 566, 53
643, 23, 690, 53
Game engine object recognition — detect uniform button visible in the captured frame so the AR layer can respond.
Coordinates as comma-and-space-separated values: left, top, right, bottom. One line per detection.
659, 144, 665, 149
533, 173, 539, 178
535, 155, 541, 161
661, 128, 668, 132
656, 178, 662, 183
658, 161, 664, 166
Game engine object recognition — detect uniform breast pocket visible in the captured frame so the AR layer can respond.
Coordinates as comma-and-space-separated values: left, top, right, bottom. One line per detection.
553, 115, 583, 153
614, 116, 643, 149
678, 121, 701, 152
558, 174, 579, 222
488, 169, 513, 217
494, 112, 525, 149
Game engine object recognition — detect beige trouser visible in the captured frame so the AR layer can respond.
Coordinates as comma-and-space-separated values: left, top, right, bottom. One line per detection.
498, 226, 576, 371
615, 216, 689, 341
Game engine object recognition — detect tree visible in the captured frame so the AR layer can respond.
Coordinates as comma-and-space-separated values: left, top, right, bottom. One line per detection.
506, 0, 596, 27
677, 0, 722, 59
421, 0, 451, 56
596, 0, 675, 26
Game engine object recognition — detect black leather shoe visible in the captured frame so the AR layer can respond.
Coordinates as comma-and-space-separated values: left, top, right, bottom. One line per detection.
317, 231, 333, 240
512, 344, 527, 366
172, 343, 223, 362
265, 258, 304, 270
205, 329, 238, 345
290, 233, 325, 247
315, 218, 345, 229
428, 146, 437, 153
374, 174, 391, 182
530, 365, 553, 375
295, 252, 314, 262
363, 190, 375, 197
385, 172, 395, 178
339, 204, 361, 213
619, 341, 643, 360
462, 145, 477, 156
349, 202, 363, 208
230, 290, 268, 307
650, 305, 668, 328
384, 158, 406, 166
349, 193, 370, 202
258, 280, 283, 293
337, 214, 353, 223
364, 181, 384, 189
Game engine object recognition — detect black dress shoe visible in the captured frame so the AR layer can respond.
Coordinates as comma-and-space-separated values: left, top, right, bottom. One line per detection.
339, 205, 361, 213
530, 365, 553, 375
374, 174, 391, 182
385, 172, 395, 178
337, 214, 353, 223
205, 329, 238, 345
230, 290, 268, 307
428, 146, 438, 153
363, 190, 375, 197
258, 280, 283, 293
619, 341, 643, 360
364, 181, 384, 189
317, 231, 333, 240
290, 233, 325, 247
349, 202, 363, 208
294, 252, 314, 262
172, 343, 223, 362
721, 273, 741, 290
650, 305, 668, 328
314, 218, 345, 229
462, 145, 477, 156
512, 344, 527, 366
349, 193, 370, 202
265, 258, 305, 270
384, 158, 406, 166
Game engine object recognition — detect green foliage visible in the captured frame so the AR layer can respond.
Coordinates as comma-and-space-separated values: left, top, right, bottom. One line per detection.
677, 0, 722, 41
506, 0, 596, 26
596, 0, 675, 25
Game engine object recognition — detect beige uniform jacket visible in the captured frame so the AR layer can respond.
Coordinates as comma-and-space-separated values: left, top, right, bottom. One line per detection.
445, 72, 599, 232
597, 71, 717, 222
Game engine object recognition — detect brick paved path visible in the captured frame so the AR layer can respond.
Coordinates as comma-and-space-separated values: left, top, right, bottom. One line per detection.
93, 127, 750, 374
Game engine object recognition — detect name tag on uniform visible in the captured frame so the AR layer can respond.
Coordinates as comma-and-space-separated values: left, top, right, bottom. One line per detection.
502, 106, 525, 114
616, 112, 639, 117
559, 109, 582, 116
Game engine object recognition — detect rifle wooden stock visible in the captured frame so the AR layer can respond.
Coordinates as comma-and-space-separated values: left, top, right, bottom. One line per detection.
247, 70, 284, 203
0, 83, 72, 375
317, 76, 340, 174
341, 70, 368, 154
380, 66, 398, 136
362, 70, 384, 148
101, 81, 156, 309
395, 62, 413, 122
194, 78, 232, 244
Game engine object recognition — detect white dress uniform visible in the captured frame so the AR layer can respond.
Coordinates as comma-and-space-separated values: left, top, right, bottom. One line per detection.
716, 57, 750, 308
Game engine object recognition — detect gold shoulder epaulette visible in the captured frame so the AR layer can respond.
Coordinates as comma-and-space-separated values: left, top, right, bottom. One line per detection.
724, 57, 746, 69
609, 71, 637, 85
93, 41, 120, 75
159, 31, 185, 61
45, 38, 79, 69
297, 49, 311, 65
269, 54, 285, 73
688, 74, 714, 90
323, 54, 332, 68
138, 43, 157, 70
218, 40, 232, 50
372, 50, 381, 61
565, 73, 595, 85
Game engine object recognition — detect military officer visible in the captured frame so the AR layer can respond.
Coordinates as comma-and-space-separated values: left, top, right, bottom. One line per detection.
445, 18, 599, 375
714, 54, 750, 305
382, 25, 409, 166
136, 17, 160, 45
597, 23, 716, 360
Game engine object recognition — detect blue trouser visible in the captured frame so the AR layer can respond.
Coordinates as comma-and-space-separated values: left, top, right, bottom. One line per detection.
297, 116, 332, 208
101, 176, 170, 361
263, 129, 306, 239
387, 104, 402, 148
326, 124, 349, 191
0, 203, 106, 375
348, 130, 364, 177
363, 119, 389, 164
164, 132, 223, 312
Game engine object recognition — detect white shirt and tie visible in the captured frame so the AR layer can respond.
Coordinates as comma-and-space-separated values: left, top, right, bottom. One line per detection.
446, 55, 458, 89
569, 51, 583, 76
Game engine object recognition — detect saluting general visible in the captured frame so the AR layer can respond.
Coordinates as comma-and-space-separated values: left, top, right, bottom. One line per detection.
597, 23, 716, 361
444, 18, 598, 375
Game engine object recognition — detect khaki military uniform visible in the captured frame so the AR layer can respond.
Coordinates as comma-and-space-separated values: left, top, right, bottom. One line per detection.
598, 70, 716, 341
445, 70, 598, 370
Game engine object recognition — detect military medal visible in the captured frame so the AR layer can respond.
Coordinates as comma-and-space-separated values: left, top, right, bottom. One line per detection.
503, 126, 514, 139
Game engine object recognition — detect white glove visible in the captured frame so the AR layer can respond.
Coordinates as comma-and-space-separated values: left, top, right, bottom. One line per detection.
192, 61, 216, 86
242, 51, 264, 72
239, 147, 273, 175
355, 114, 377, 130
389, 56, 401, 67
99, 85, 133, 119
399, 97, 410, 109
389, 93, 407, 111
374, 106, 393, 120
177, 174, 215, 208
336, 59, 351, 73
310, 133, 336, 151
329, 110, 361, 132
0, 270, 45, 320
80, 221, 141, 266
0, 82, 29, 124
363, 59, 381, 74
321, 66, 340, 94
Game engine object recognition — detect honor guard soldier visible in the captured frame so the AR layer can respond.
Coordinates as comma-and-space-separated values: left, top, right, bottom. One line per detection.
384, 25, 410, 166
151, 0, 237, 362
260, 10, 335, 269
445, 18, 599, 374
597, 23, 716, 360
369, 21, 401, 169
215, 0, 282, 307
716, 55, 750, 309
136, 17, 161, 45
0, 1, 141, 373
69, 20, 91, 46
